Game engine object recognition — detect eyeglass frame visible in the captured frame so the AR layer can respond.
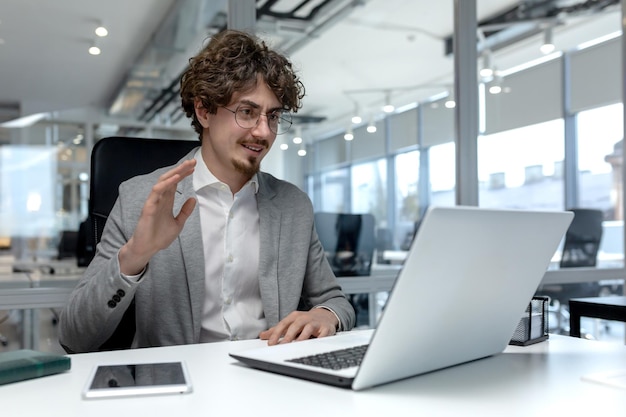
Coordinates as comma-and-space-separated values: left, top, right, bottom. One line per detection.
221, 104, 293, 135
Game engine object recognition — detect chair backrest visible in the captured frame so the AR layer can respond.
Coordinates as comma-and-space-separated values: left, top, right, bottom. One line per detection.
57, 230, 78, 260
560, 208, 604, 268
314, 212, 376, 276
86, 136, 198, 350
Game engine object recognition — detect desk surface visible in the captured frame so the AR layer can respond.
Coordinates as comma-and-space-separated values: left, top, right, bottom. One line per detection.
1, 333, 625, 417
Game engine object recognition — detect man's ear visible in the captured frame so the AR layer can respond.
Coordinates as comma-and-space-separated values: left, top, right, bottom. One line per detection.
194, 99, 210, 128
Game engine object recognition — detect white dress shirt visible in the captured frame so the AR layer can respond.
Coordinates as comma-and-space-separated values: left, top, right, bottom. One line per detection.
193, 150, 266, 342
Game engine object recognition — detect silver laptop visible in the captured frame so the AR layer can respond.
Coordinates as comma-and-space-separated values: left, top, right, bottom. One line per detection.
229, 206, 574, 391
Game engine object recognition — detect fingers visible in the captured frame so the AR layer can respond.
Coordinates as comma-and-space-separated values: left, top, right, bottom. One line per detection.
260, 310, 337, 346
143, 160, 196, 212
152, 159, 196, 194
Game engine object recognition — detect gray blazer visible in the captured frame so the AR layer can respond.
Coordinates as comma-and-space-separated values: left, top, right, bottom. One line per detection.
59, 148, 355, 352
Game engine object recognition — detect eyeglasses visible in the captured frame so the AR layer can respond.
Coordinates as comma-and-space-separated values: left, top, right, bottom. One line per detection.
222, 105, 292, 135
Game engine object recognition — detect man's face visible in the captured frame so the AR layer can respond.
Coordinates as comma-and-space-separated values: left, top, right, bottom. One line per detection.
199, 76, 281, 182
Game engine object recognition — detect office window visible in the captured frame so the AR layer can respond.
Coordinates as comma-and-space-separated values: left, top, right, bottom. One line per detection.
0, 146, 58, 258
577, 103, 624, 268
578, 103, 622, 218
320, 168, 349, 212
478, 119, 565, 210
351, 159, 387, 229
429, 142, 456, 207
395, 150, 420, 248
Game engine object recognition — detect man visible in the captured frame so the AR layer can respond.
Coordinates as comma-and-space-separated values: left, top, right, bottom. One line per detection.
59, 30, 355, 353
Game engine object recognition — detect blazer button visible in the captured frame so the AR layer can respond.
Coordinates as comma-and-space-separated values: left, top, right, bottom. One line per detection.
117, 289, 125, 298
112, 294, 121, 303
107, 300, 117, 308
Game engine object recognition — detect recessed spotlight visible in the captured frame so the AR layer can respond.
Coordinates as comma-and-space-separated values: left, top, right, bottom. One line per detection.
89, 45, 101, 55
95, 25, 108, 37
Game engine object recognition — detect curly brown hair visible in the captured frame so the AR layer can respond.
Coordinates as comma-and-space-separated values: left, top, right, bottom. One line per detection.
180, 29, 305, 139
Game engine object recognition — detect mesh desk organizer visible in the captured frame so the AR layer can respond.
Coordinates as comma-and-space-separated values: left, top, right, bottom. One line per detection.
509, 296, 549, 346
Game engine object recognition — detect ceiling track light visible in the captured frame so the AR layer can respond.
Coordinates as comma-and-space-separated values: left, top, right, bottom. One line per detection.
443, 86, 455, 108
351, 103, 362, 124
366, 116, 377, 133
297, 142, 307, 157
488, 72, 503, 94
479, 50, 494, 79
344, 125, 354, 141
540, 27, 555, 55
292, 126, 303, 144
382, 91, 394, 113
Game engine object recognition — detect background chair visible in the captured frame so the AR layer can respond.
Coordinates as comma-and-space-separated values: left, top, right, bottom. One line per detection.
537, 208, 605, 334
82, 136, 198, 351
314, 212, 376, 327
559, 208, 604, 268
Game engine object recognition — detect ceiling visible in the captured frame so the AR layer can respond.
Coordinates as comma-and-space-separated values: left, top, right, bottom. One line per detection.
0, 0, 622, 143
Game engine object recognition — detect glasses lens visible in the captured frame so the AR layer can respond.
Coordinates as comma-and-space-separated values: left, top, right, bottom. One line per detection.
233, 106, 292, 135
235, 107, 257, 129
274, 112, 292, 135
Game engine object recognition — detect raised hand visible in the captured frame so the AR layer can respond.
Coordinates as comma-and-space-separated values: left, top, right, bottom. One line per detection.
118, 159, 197, 275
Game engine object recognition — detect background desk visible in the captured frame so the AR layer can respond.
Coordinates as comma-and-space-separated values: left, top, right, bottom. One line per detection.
1, 333, 625, 417
569, 296, 626, 338
0, 264, 83, 350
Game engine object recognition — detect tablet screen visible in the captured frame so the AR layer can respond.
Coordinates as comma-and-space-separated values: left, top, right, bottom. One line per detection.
83, 361, 192, 399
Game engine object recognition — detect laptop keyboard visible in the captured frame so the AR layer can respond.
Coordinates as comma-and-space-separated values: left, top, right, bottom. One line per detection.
286, 344, 369, 370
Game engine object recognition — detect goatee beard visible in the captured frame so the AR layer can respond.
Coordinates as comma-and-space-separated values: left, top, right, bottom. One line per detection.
232, 156, 260, 177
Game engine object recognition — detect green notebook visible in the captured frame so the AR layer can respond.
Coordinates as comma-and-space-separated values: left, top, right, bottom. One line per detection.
0, 349, 71, 385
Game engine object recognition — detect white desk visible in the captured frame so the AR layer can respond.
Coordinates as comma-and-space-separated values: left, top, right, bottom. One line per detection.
1, 333, 624, 416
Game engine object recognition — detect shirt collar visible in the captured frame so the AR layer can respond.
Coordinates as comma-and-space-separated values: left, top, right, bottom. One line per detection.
193, 149, 259, 194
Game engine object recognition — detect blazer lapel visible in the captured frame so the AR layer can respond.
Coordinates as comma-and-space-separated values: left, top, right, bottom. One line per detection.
175, 175, 205, 342
257, 174, 281, 327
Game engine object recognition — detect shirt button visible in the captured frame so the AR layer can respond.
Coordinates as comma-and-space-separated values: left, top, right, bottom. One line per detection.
224, 297, 232, 305
227, 254, 233, 262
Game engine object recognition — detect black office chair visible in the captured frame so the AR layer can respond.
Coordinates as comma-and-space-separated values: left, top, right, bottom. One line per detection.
314, 212, 376, 327
57, 230, 79, 260
559, 208, 604, 268
537, 208, 605, 334
84, 136, 198, 351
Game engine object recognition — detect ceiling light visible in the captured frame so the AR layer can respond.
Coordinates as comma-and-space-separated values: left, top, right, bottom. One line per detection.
280, 143, 288, 150
292, 126, 302, 144
366, 116, 377, 133
351, 103, 362, 124
444, 90, 455, 108
297, 142, 307, 156
344, 126, 354, 141
540, 27, 555, 55
479, 51, 493, 78
479, 67, 493, 78
382, 92, 394, 113
488, 69, 503, 94
95, 25, 108, 37
88, 44, 101, 55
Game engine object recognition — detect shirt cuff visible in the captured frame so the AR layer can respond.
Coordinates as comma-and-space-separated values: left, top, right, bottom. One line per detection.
117, 249, 146, 283
313, 305, 342, 332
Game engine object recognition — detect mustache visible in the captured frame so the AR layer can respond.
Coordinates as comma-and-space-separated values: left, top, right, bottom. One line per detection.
239, 139, 270, 149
